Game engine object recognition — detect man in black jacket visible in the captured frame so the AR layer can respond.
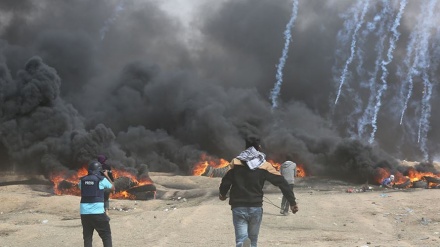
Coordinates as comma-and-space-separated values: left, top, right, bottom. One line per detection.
219, 136, 298, 247
97, 154, 114, 215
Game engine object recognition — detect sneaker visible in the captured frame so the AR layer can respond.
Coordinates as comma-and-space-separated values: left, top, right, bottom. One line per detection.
283, 211, 289, 216
242, 238, 251, 247
280, 210, 285, 215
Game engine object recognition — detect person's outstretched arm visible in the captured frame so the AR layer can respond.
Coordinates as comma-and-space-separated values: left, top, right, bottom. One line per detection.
265, 171, 298, 213
102, 170, 115, 192
219, 169, 233, 200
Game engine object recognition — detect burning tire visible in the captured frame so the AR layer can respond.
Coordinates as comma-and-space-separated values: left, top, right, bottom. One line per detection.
201, 165, 231, 177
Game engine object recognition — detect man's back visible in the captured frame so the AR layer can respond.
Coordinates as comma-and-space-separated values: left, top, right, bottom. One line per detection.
220, 158, 295, 208
280, 161, 296, 185
382, 177, 391, 186
224, 164, 267, 207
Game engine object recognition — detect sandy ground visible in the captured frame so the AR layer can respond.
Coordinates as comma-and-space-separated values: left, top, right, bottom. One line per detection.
1, 173, 440, 247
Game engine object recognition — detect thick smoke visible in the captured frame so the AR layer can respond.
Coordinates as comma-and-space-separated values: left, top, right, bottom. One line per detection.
0, 0, 438, 183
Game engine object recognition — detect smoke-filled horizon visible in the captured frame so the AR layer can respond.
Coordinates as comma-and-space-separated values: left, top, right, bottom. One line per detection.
1, 0, 439, 183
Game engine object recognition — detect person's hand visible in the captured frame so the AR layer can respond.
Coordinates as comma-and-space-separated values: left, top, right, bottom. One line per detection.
219, 194, 227, 201
290, 204, 298, 214
102, 170, 110, 180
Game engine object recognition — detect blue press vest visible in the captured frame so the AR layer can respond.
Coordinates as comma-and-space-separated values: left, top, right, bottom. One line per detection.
80, 174, 105, 203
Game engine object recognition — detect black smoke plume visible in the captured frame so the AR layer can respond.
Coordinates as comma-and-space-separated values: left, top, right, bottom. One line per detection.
1, 0, 438, 183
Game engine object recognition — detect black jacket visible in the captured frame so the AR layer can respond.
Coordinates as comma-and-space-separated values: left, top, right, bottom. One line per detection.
101, 163, 114, 182
219, 158, 296, 208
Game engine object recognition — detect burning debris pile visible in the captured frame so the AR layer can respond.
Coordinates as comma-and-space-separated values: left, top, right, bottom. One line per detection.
50, 167, 156, 200
192, 155, 231, 178
390, 175, 440, 190
192, 154, 307, 178
421, 176, 440, 188
2, 1, 440, 210
191, 154, 440, 192
374, 162, 440, 189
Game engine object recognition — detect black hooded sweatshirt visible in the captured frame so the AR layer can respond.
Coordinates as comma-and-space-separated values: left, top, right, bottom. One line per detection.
219, 158, 296, 209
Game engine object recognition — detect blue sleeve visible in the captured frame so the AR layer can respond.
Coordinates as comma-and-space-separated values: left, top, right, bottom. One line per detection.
99, 178, 113, 189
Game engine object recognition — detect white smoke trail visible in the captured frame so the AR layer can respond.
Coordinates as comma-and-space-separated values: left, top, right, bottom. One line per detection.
397, 0, 436, 159
100, 1, 126, 41
270, 0, 299, 109
418, 71, 433, 160
357, 0, 391, 139
334, 0, 369, 106
347, 3, 379, 138
369, 0, 407, 144
417, 0, 437, 160
398, 28, 418, 125
399, 0, 436, 126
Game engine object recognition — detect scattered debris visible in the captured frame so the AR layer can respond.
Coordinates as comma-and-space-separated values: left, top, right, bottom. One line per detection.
111, 206, 135, 212
171, 197, 187, 202
346, 185, 374, 193
421, 217, 431, 225
393, 178, 411, 189
422, 176, 440, 188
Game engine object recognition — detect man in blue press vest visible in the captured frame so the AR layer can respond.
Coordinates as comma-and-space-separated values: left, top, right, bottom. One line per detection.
79, 161, 115, 247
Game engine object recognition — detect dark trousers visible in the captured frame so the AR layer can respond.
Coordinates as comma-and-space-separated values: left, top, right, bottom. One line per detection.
104, 190, 111, 210
81, 213, 112, 247
281, 184, 295, 213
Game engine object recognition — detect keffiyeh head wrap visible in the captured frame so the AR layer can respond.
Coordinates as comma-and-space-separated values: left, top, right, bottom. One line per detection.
236, 147, 266, 170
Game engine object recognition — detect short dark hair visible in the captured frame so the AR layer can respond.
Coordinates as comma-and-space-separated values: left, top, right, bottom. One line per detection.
245, 136, 261, 150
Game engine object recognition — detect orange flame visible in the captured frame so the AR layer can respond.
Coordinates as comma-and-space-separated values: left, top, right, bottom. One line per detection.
112, 190, 136, 200
296, 164, 306, 178
192, 154, 230, 176
50, 166, 153, 199
268, 160, 307, 177
406, 167, 439, 182
192, 156, 308, 178
112, 169, 153, 186
268, 160, 281, 171
50, 167, 88, 196
375, 166, 440, 188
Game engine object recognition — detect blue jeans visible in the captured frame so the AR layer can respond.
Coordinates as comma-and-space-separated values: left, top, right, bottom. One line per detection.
232, 207, 263, 247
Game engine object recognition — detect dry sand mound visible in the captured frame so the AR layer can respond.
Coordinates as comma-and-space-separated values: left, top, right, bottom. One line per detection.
1, 173, 440, 247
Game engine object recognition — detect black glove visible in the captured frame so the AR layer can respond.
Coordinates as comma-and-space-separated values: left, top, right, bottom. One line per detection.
290, 204, 298, 214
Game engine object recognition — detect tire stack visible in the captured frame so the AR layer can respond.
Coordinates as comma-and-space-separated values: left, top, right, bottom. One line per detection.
202, 165, 231, 178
